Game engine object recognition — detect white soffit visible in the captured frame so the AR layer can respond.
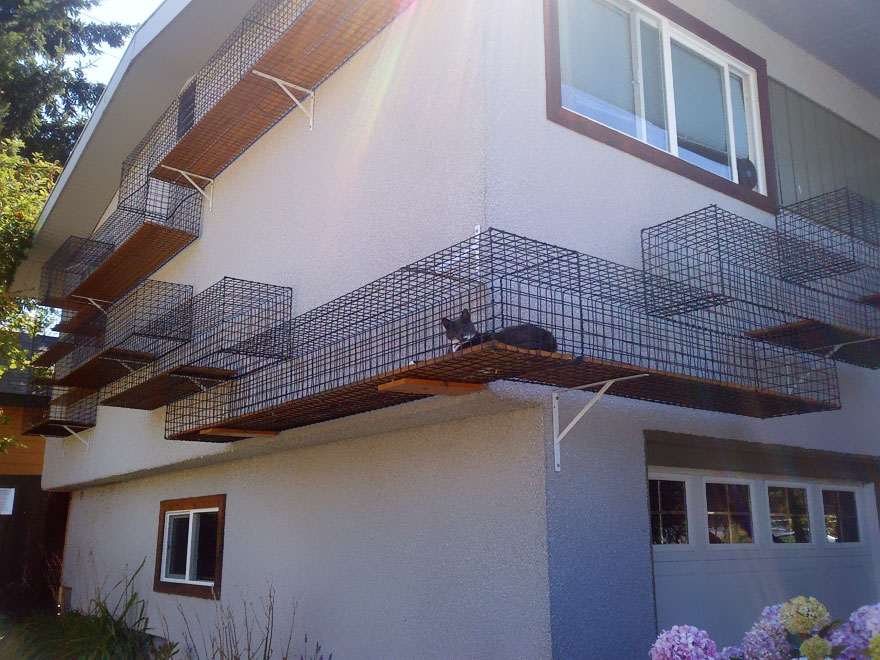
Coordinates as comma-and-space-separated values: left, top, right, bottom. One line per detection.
728, 0, 880, 101
13, 0, 255, 295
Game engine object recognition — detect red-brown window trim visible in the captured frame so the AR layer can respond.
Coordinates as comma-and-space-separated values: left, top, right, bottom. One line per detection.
154, 494, 226, 600
543, 0, 779, 214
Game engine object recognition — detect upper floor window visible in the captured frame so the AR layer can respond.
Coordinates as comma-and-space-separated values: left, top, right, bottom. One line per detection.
546, 0, 777, 212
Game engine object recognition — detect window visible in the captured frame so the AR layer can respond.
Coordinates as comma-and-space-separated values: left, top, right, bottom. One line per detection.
154, 495, 225, 599
768, 486, 810, 544
705, 481, 753, 544
649, 478, 688, 545
0, 487, 14, 515
546, 0, 776, 211
176, 81, 197, 139
823, 489, 860, 543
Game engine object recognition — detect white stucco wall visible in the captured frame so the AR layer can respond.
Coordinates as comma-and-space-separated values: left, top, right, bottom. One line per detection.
41, 0, 880, 657
62, 408, 551, 659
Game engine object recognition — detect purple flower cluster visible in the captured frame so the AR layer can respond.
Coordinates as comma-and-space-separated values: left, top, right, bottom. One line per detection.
738, 605, 790, 660
650, 625, 721, 660
719, 645, 743, 660
829, 603, 880, 660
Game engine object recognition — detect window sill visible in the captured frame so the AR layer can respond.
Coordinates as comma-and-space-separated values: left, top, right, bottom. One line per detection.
153, 579, 219, 600
547, 105, 778, 214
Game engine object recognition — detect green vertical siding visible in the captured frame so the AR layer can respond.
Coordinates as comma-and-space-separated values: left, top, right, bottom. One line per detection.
769, 79, 880, 206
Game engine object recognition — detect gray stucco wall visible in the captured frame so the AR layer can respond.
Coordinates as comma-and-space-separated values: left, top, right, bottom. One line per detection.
62, 407, 552, 659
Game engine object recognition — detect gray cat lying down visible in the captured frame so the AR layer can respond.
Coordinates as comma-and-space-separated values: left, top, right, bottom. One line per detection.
440, 309, 558, 352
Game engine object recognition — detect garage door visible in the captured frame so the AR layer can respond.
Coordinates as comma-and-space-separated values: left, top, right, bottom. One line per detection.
649, 467, 880, 648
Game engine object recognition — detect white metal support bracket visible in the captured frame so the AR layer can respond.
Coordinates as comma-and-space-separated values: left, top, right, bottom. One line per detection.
62, 427, 89, 450
827, 336, 877, 357
253, 70, 315, 130
552, 373, 649, 472
159, 166, 214, 210
180, 375, 210, 393
70, 296, 111, 313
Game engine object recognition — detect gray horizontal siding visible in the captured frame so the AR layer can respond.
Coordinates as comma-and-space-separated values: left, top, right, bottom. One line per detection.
770, 79, 880, 206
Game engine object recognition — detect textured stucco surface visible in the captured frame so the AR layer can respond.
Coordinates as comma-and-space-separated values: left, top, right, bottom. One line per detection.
39, 0, 880, 657
62, 408, 551, 659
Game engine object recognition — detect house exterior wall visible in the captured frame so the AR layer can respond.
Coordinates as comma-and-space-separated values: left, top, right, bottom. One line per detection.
38, 0, 880, 657
61, 408, 552, 660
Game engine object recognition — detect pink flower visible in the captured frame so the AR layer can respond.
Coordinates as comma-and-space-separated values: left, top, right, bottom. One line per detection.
650, 625, 721, 660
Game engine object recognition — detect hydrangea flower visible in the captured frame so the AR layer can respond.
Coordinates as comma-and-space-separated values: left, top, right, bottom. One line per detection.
741, 604, 789, 660
780, 597, 832, 635
720, 646, 743, 660
799, 635, 832, 660
650, 625, 720, 660
829, 603, 880, 659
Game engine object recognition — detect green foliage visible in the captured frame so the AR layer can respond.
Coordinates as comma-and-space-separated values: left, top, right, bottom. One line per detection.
0, 0, 135, 163
0, 139, 59, 288
0, 561, 178, 660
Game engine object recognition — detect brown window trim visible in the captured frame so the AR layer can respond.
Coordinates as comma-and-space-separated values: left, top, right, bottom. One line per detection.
154, 494, 226, 600
543, 0, 779, 214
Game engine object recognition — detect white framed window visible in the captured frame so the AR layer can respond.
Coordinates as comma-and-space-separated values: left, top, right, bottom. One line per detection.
155, 494, 225, 598
765, 482, 812, 545
648, 473, 693, 549
550, 0, 772, 206
822, 487, 861, 544
704, 477, 755, 545
161, 507, 220, 586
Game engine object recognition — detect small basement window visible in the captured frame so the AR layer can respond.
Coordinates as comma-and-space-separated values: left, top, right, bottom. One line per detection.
154, 494, 225, 599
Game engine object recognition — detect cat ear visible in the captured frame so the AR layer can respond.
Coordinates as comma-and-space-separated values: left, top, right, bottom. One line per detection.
460, 309, 470, 322
440, 317, 451, 329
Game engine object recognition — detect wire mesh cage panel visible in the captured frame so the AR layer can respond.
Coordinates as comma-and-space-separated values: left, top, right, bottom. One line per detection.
54, 280, 194, 389
38, 236, 115, 309
22, 386, 98, 437
120, 0, 415, 199
642, 205, 880, 368
100, 277, 291, 410
165, 228, 839, 442
777, 189, 880, 304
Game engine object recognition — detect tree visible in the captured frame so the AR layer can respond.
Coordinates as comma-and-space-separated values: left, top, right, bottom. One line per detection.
0, 139, 60, 451
0, 0, 134, 163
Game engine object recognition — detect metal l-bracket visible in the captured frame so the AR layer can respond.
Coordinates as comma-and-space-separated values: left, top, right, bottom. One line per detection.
61, 426, 89, 450
70, 295, 111, 313
827, 336, 877, 357
159, 166, 214, 210
552, 374, 649, 472
253, 70, 315, 130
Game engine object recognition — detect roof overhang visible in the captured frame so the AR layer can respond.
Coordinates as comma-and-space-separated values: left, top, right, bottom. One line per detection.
727, 0, 880, 101
12, 0, 255, 296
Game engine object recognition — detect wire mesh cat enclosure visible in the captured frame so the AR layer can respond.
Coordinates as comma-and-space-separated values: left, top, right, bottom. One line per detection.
776, 189, 880, 306
100, 277, 292, 410
120, 0, 415, 201
642, 205, 880, 369
22, 387, 98, 438
164, 228, 839, 442
52, 280, 194, 389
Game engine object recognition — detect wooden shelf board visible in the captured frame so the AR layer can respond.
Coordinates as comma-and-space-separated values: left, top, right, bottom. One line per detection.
747, 318, 880, 368
33, 342, 75, 367
378, 378, 485, 396
152, 0, 411, 184
169, 340, 835, 442
68, 222, 196, 304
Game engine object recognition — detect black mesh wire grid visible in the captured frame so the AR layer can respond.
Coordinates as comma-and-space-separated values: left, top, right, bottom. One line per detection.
776, 189, 880, 305
22, 386, 98, 438
642, 205, 880, 368
53, 280, 194, 389
164, 228, 840, 442
100, 277, 292, 410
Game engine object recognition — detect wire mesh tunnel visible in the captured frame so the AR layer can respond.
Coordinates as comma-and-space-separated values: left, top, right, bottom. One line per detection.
22, 386, 98, 438
100, 277, 292, 410
642, 205, 880, 368
38, 236, 116, 310
53, 280, 194, 389
777, 189, 880, 307
120, 0, 415, 201
165, 228, 839, 442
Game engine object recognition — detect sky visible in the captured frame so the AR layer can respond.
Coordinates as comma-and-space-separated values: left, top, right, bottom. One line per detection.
79, 0, 166, 84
